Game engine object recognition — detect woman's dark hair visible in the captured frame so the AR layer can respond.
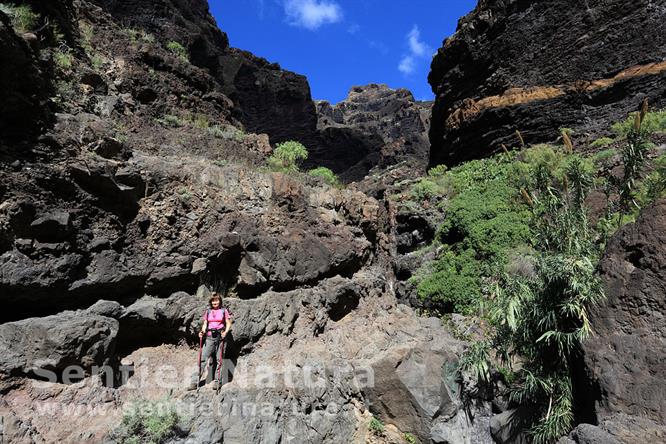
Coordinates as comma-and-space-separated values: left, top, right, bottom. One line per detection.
208, 292, 222, 308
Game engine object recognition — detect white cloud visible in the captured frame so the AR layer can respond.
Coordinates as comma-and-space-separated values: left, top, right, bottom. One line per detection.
398, 56, 415, 75
407, 25, 429, 57
284, 0, 343, 30
398, 25, 432, 76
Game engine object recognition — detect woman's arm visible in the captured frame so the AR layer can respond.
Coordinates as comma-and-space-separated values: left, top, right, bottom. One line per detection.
222, 318, 232, 338
199, 319, 208, 337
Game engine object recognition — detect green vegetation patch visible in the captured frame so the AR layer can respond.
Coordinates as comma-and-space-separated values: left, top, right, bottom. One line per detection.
267, 140, 308, 172
0, 3, 38, 33
612, 109, 666, 137
115, 398, 180, 444
166, 40, 188, 62
412, 151, 533, 314
308, 166, 340, 186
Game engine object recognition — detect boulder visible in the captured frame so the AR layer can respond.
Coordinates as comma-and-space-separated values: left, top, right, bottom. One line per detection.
582, 199, 666, 424
0, 310, 118, 377
557, 423, 622, 444
29, 210, 72, 242
489, 409, 531, 444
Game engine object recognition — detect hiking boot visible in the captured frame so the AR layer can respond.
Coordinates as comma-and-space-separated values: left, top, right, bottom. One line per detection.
187, 379, 201, 391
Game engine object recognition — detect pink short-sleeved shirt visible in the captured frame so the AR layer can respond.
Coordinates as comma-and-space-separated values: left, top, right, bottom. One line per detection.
204, 308, 231, 336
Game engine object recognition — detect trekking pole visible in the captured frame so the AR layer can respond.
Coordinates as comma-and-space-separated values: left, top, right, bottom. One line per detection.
216, 337, 225, 395
197, 334, 203, 392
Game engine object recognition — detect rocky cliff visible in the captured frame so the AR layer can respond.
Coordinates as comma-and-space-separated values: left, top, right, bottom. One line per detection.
428, 0, 666, 166
315, 84, 431, 180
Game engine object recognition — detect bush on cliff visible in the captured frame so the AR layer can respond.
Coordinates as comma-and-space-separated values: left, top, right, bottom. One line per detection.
308, 166, 340, 186
166, 40, 188, 62
412, 150, 533, 314
267, 140, 308, 172
490, 152, 603, 443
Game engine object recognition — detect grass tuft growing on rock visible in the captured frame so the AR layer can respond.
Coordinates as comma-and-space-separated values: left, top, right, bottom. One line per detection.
369, 417, 385, 435
166, 40, 188, 62
115, 398, 179, 444
0, 3, 38, 33
54, 48, 75, 71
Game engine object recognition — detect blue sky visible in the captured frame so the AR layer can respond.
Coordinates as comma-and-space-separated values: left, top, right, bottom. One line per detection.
210, 0, 477, 103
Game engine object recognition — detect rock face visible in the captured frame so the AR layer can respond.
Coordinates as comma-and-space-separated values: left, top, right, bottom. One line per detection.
315, 84, 431, 180
428, 0, 666, 167
0, 310, 119, 378
96, 0, 319, 152
0, 12, 49, 141
579, 199, 666, 442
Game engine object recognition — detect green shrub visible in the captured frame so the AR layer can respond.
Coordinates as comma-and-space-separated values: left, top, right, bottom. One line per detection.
90, 54, 104, 69
612, 109, 666, 137
176, 186, 192, 202
115, 398, 179, 444
267, 140, 308, 172
428, 164, 448, 177
308, 166, 339, 186
156, 114, 185, 128
140, 31, 155, 43
193, 114, 209, 129
410, 178, 440, 201
208, 124, 245, 141
483, 151, 603, 443
437, 182, 531, 258
0, 3, 38, 33
413, 151, 533, 315
166, 41, 188, 61
80, 21, 94, 48
403, 432, 417, 443
638, 153, 666, 205
369, 417, 384, 434
458, 341, 491, 383
416, 249, 483, 314
590, 137, 614, 148
614, 107, 652, 224
591, 148, 616, 165
54, 49, 74, 70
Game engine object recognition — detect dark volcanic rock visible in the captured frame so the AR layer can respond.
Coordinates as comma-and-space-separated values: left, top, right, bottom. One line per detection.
428, 0, 666, 167
580, 199, 666, 440
557, 423, 622, 444
315, 84, 431, 180
96, 0, 319, 150
219, 48, 319, 148
0, 12, 49, 141
0, 310, 118, 378
94, 0, 229, 66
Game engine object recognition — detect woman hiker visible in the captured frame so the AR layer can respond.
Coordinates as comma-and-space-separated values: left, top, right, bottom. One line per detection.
189, 292, 232, 390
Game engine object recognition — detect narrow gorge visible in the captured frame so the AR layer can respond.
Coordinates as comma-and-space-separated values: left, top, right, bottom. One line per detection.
1, 1, 665, 443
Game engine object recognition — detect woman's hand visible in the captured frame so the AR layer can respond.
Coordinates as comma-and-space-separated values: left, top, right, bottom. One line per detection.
221, 331, 227, 339
199, 331, 205, 338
